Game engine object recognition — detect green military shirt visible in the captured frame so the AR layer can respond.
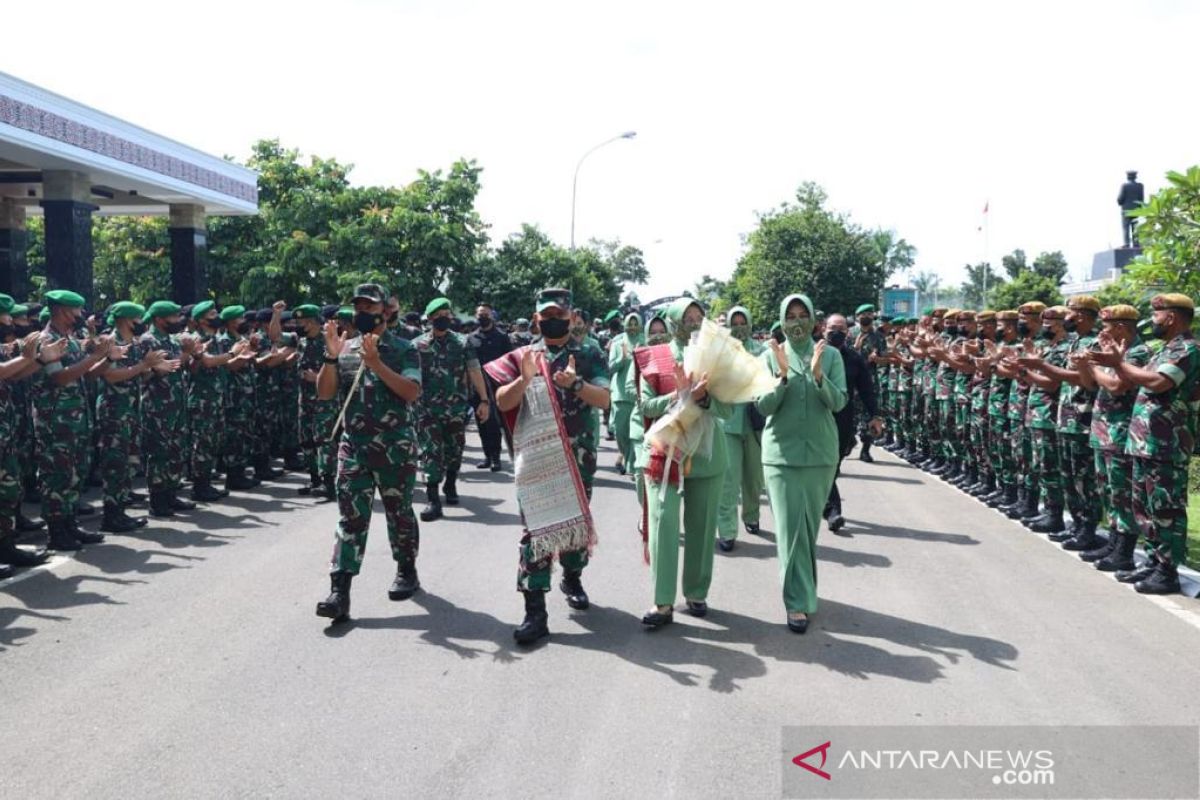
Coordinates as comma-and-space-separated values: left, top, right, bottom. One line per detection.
337, 331, 422, 440
1089, 339, 1151, 452
1125, 332, 1200, 464
1057, 331, 1100, 435
413, 330, 479, 414
1025, 337, 1070, 429
97, 332, 142, 420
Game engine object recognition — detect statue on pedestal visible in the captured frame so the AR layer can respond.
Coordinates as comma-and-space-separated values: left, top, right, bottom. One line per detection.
1117, 170, 1144, 248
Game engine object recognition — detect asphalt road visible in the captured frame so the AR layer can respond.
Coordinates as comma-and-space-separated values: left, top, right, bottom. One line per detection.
3, 437, 1200, 798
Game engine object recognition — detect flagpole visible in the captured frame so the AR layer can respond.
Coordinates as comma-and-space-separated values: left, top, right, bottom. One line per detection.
982, 200, 990, 308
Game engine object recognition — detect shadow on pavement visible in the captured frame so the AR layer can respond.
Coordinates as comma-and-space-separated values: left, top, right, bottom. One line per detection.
0, 606, 69, 651
842, 519, 979, 546
843, 472, 923, 485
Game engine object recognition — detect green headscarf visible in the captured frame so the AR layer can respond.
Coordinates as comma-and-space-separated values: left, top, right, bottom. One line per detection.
623, 311, 644, 347
646, 314, 670, 346
665, 297, 704, 346
780, 293, 816, 353
727, 304, 752, 342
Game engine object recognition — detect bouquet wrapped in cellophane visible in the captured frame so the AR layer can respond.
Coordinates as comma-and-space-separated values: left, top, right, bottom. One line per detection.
645, 319, 774, 499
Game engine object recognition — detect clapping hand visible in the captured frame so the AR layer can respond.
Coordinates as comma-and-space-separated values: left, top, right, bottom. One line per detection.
38, 335, 69, 363
812, 340, 826, 382
769, 338, 789, 377
552, 355, 579, 390
519, 348, 539, 383
323, 320, 348, 359
361, 333, 381, 368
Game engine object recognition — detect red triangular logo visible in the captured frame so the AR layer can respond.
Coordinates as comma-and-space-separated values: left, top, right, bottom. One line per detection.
792, 741, 832, 780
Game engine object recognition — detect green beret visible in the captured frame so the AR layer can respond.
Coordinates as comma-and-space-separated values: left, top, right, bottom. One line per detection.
108, 301, 145, 324
337, 306, 354, 321
292, 304, 321, 320
855, 303, 876, 316
921, 307, 935, 316
219, 305, 246, 322
191, 300, 216, 320
11, 304, 28, 317
39, 307, 50, 323
424, 297, 452, 318
0, 294, 13, 314
45, 289, 86, 308
145, 300, 182, 320
603, 309, 621, 323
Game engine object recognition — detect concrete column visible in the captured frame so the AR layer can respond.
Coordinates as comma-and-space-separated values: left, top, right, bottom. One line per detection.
39, 170, 97, 299
0, 199, 29, 299
169, 203, 208, 304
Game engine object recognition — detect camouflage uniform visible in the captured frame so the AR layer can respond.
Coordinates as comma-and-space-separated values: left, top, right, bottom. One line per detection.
139, 327, 187, 493
217, 330, 255, 475
33, 328, 91, 523
0, 372, 24, 539
297, 331, 337, 483
189, 328, 226, 487
413, 331, 479, 483
893, 342, 914, 451
1026, 337, 1071, 508
1089, 340, 1151, 540
935, 334, 961, 462
328, 332, 423, 575
95, 333, 142, 507
988, 342, 1020, 488
1009, 345, 1037, 497
1125, 332, 1200, 566
852, 326, 887, 443
1056, 330, 1101, 524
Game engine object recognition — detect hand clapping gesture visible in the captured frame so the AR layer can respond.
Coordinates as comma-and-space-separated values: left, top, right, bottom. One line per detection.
323, 320, 348, 359
812, 339, 826, 382
519, 348, 539, 383
552, 355, 579, 390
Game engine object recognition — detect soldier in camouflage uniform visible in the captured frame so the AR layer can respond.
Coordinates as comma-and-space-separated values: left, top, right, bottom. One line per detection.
947, 310, 978, 488
186, 301, 240, 502
1091, 293, 1200, 595
215, 306, 260, 492
288, 303, 337, 501
95, 301, 160, 533
486, 287, 611, 644
11, 303, 45, 524
34, 290, 117, 551
249, 308, 286, 482
1076, 305, 1151, 573
982, 311, 1023, 509
0, 295, 51, 574
1002, 302, 1045, 520
1016, 305, 1072, 533
315, 283, 423, 624
270, 307, 305, 471
963, 311, 997, 497
138, 301, 199, 517
849, 303, 887, 462
413, 297, 490, 523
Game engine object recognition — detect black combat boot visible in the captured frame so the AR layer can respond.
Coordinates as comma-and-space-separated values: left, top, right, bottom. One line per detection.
0, 534, 49, 567
1063, 519, 1102, 551
1080, 531, 1117, 563
513, 590, 549, 645
1135, 561, 1181, 595
191, 480, 227, 502
169, 493, 197, 512
99, 502, 140, 534
420, 482, 443, 522
1095, 532, 1138, 572
1002, 486, 1027, 517
149, 489, 176, 518
70, 518, 105, 545
858, 435, 874, 463
225, 468, 257, 493
74, 502, 97, 517
46, 519, 81, 552
284, 450, 306, 472
315, 572, 352, 622
986, 483, 1013, 508
559, 568, 589, 610
387, 564, 421, 601
254, 454, 283, 481
442, 471, 459, 506
16, 513, 45, 532
1029, 505, 1064, 534
316, 474, 336, 503
953, 466, 976, 488
971, 473, 996, 498
297, 468, 321, 496
1048, 515, 1079, 542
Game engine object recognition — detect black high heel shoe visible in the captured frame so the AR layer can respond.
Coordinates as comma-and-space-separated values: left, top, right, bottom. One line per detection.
642, 606, 674, 628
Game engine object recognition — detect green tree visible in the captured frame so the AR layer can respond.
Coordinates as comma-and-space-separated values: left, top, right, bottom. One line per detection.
1125, 165, 1200, 301
1096, 275, 1153, 318
960, 261, 1005, 309
588, 239, 648, 286
1001, 249, 1028, 279
725, 182, 907, 326
1032, 250, 1069, 284
990, 270, 1063, 310
691, 274, 727, 311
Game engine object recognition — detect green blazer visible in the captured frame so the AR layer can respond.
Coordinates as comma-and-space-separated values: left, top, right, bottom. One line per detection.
639, 340, 731, 478
755, 342, 847, 467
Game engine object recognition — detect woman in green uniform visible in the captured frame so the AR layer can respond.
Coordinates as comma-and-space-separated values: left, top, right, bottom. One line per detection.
640, 300, 730, 626
608, 312, 644, 475
756, 294, 846, 633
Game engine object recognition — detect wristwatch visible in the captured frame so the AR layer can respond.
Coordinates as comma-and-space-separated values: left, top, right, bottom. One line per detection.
570, 376, 585, 393
323, 356, 338, 365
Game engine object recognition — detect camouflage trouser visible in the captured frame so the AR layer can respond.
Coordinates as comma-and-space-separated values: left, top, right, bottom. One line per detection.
1011, 423, 1035, 493
1031, 428, 1062, 506
143, 407, 186, 492
35, 405, 89, 521
223, 393, 252, 470
968, 410, 988, 475
189, 399, 223, 483
1059, 433, 1098, 524
989, 415, 1015, 485
895, 392, 912, 447
938, 399, 957, 460
299, 392, 337, 478
519, 538, 589, 593
1096, 449, 1134, 537
0, 444, 20, 536
254, 402, 274, 460
95, 412, 135, 506
420, 409, 467, 483
329, 434, 419, 575
923, 392, 940, 453
1131, 458, 1189, 566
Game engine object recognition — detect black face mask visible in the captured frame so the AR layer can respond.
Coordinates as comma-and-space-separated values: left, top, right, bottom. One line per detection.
237, 322, 251, 335
0, 324, 13, 339
1150, 323, 1168, 340
1018, 321, 1031, 338
72, 315, 87, 332
204, 317, 222, 330
826, 330, 848, 348
14, 324, 32, 337
1063, 319, 1078, 333
165, 320, 186, 335
431, 316, 452, 332
539, 317, 570, 340
994, 330, 1007, 343
477, 316, 493, 329
132, 322, 147, 337
1039, 326, 1055, 340
944, 325, 959, 337
355, 311, 383, 335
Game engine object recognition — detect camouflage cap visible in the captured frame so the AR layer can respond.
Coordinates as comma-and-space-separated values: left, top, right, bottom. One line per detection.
351, 283, 387, 304
536, 288, 572, 313
1100, 304, 1139, 322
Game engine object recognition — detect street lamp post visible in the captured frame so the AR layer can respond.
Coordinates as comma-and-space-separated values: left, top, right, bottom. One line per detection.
570, 131, 636, 249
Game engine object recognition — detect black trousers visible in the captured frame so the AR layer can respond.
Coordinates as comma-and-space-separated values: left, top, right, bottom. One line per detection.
825, 417, 856, 517
478, 401, 503, 461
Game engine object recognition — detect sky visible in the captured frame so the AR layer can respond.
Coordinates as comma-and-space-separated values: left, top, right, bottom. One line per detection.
4, 0, 1198, 304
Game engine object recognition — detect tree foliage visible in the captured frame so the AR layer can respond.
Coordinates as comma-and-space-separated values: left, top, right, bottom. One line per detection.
960, 261, 1005, 309
990, 270, 1063, 310
1125, 165, 1200, 301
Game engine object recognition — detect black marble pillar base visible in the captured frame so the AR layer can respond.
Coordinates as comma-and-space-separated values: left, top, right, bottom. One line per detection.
0, 227, 29, 299
170, 227, 208, 304
40, 199, 97, 298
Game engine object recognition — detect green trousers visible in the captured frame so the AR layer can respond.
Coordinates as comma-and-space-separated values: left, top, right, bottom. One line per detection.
765, 463, 836, 614
647, 473, 721, 607
717, 430, 763, 540
613, 401, 635, 468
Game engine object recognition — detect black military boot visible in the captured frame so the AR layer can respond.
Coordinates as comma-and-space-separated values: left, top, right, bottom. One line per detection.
298, 468, 321, 496
1002, 486, 1026, 517
225, 468, 257, 492
169, 493, 197, 512
986, 483, 1014, 508
559, 568, 589, 610
126, 490, 148, 506
1080, 531, 1117, 563
972, 473, 996, 498
1095, 532, 1137, 572
316, 474, 336, 503
420, 482, 443, 522
16, 513, 45, 532
476, 456, 493, 469
1049, 515, 1080, 543
191, 480, 227, 502
858, 435, 874, 463
149, 489, 176, 518
1135, 561, 1181, 595
953, 466, 976, 488
0, 534, 49, 567
1029, 505, 1065, 534
254, 454, 283, 481
284, 450, 306, 472
70, 518, 105, 545
24, 476, 40, 503
1063, 519, 1102, 551
100, 502, 140, 534
513, 590, 549, 645
74, 501, 97, 517
315, 573, 352, 622
442, 471, 460, 506
388, 564, 421, 601
1116, 561, 1157, 584
46, 519, 81, 552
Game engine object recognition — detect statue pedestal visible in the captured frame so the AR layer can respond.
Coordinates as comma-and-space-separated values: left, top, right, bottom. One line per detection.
1090, 247, 1142, 280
